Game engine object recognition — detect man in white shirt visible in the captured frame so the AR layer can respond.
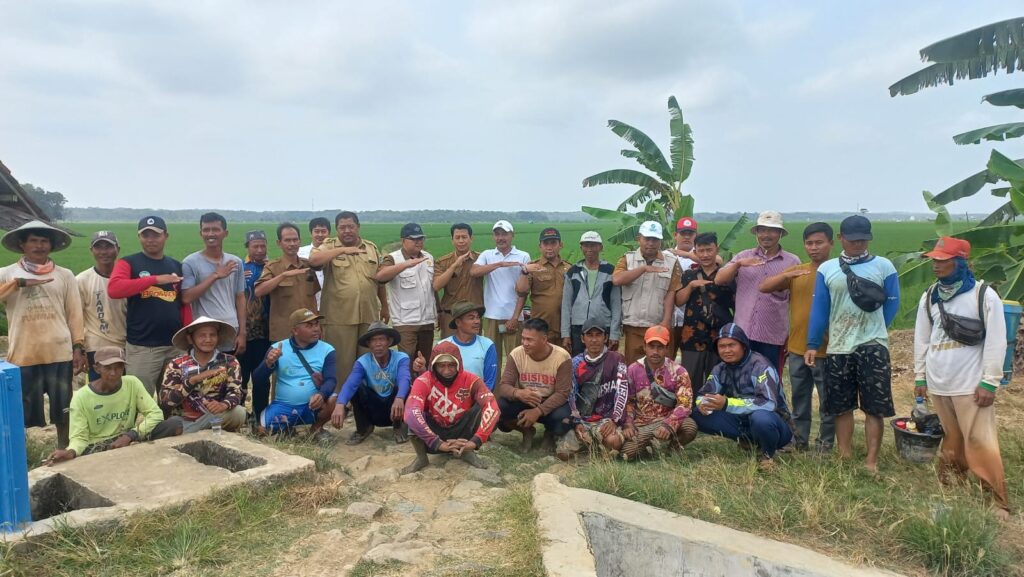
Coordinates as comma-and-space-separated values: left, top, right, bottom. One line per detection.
297, 217, 330, 310
913, 236, 1009, 520
471, 220, 530, 366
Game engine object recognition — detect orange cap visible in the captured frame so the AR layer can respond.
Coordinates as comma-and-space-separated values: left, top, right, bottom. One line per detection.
644, 325, 671, 345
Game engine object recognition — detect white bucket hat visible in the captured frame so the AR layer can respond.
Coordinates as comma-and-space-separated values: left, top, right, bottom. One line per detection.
750, 211, 788, 237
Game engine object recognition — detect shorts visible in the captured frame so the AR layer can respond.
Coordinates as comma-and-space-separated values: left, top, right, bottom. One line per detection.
822, 343, 894, 418
21, 361, 73, 428
261, 401, 318, 433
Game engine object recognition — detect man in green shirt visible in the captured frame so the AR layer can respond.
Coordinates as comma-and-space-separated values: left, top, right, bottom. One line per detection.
45, 347, 182, 463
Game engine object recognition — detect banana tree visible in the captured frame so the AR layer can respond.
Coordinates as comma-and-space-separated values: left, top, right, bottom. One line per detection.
580, 95, 748, 252
890, 17, 1024, 313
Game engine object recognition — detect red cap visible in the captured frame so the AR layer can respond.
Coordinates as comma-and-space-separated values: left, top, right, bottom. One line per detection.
923, 236, 970, 260
676, 217, 698, 232
644, 325, 671, 345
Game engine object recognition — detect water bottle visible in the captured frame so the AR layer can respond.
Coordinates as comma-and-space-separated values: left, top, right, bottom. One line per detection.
911, 397, 929, 422
211, 416, 223, 436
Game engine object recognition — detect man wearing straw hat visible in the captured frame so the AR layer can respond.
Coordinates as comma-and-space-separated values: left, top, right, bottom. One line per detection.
0, 220, 86, 449
160, 316, 247, 433
913, 236, 1010, 520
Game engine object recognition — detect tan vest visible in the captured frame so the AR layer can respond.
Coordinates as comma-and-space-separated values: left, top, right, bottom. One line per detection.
621, 250, 674, 327
386, 249, 437, 326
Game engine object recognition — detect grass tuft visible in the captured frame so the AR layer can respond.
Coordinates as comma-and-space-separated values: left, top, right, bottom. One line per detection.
898, 505, 1011, 577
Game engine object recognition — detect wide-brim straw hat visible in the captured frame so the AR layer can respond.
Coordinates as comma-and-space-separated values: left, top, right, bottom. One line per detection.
1, 220, 73, 253
171, 316, 238, 351
357, 321, 402, 348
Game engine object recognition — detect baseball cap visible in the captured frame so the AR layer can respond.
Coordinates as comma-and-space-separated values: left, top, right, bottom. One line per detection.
401, 222, 426, 239
90, 230, 119, 248
94, 346, 126, 366
492, 220, 514, 233
676, 217, 698, 232
643, 325, 671, 345
638, 221, 664, 239
245, 230, 267, 246
924, 236, 970, 260
539, 227, 561, 242
582, 318, 607, 335
138, 215, 167, 234
579, 231, 603, 244
839, 215, 873, 241
289, 308, 324, 327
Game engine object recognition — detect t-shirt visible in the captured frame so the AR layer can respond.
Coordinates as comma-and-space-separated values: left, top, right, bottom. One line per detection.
108, 253, 186, 347
0, 263, 84, 366
66, 376, 164, 455
297, 244, 323, 309
266, 338, 337, 405
474, 247, 531, 320
181, 251, 245, 329
808, 256, 900, 354
781, 262, 827, 357
497, 345, 572, 415
76, 267, 128, 352
678, 267, 734, 353
442, 334, 498, 390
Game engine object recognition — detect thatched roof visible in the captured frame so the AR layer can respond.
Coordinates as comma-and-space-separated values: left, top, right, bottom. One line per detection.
0, 160, 77, 234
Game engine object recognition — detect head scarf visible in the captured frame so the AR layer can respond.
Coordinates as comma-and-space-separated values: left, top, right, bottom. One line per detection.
931, 257, 976, 303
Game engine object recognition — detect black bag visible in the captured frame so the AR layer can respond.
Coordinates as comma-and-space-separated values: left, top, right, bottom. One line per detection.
839, 260, 887, 312
928, 283, 987, 347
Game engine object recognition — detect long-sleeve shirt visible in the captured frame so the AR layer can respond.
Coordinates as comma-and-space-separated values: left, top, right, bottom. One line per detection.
67, 376, 164, 455
697, 351, 782, 415
914, 284, 1006, 395
405, 370, 499, 450
107, 254, 190, 347
623, 359, 692, 429
569, 350, 628, 425
441, 334, 498, 390
337, 351, 411, 405
496, 345, 572, 415
0, 263, 84, 366
807, 256, 900, 354
160, 351, 243, 420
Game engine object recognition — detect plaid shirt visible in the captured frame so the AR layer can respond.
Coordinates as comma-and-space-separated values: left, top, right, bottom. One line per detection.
160, 350, 242, 421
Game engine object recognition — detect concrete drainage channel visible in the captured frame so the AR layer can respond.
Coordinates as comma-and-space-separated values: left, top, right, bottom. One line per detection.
532, 473, 905, 577
4, 431, 312, 545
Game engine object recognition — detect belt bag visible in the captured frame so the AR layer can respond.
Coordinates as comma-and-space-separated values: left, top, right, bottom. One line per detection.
930, 283, 987, 347
839, 261, 886, 312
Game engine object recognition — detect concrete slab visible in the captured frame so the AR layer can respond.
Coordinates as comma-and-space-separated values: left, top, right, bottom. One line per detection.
531, 473, 904, 577
3, 431, 313, 544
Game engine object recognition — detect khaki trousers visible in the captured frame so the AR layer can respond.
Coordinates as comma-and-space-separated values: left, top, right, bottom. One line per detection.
126, 344, 181, 396
396, 324, 435, 367
482, 318, 521, 371
322, 323, 370, 392
931, 394, 1010, 511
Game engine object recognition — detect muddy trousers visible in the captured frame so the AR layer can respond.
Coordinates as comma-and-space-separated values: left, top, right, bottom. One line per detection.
931, 394, 1010, 512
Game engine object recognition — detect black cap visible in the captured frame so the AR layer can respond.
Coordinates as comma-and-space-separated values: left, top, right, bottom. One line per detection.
581, 318, 607, 335
138, 216, 167, 233
840, 215, 873, 241
539, 227, 561, 242
401, 222, 425, 239
245, 230, 267, 246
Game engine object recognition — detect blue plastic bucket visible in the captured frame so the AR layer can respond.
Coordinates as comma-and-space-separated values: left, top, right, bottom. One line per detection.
0, 362, 31, 532
1002, 301, 1022, 385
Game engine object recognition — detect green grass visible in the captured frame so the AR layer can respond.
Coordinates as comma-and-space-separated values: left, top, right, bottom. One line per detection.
571, 431, 1023, 577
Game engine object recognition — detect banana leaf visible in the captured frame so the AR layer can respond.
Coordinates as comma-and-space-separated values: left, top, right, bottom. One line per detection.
983, 88, 1024, 108
718, 214, 750, 253
608, 121, 673, 184
922, 191, 952, 236
667, 96, 695, 185
953, 122, 1024, 145
582, 169, 670, 193
581, 205, 632, 224
988, 150, 1024, 184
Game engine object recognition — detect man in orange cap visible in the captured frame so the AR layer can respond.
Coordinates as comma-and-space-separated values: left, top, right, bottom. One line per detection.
914, 237, 1010, 520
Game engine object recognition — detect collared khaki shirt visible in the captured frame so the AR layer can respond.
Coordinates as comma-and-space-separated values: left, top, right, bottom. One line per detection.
312, 237, 382, 326
255, 257, 321, 341
522, 257, 572, 330
435, 250, 483, 312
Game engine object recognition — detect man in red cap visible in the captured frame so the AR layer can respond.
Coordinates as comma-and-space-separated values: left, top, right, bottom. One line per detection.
914, 237, 1010, 520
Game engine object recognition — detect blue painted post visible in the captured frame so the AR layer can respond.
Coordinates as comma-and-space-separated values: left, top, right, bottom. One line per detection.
1002, 301, 1022, 386
0, 361, 31, 532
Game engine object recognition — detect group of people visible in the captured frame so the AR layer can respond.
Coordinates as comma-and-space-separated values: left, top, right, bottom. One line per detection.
0, 208, 1010, 518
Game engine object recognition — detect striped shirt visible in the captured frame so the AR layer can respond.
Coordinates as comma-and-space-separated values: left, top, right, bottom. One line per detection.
730, 247, 801, 346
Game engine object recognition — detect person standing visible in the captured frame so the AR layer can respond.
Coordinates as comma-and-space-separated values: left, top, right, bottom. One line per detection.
375, 223, 436, 363
238, 230, 271, 402
181, 212, 247, 354
108, 215, 190, 395
434, 223, 483, 339
515, 227, 572, 345
0, 221, 86, 450
307, 211, 386, 386
76, 231, 127, 381
806, 215, 899, 473
715, 211, 800, 374
675, 232, 734, 391
913, 237, 1010, 520
297, 217, 330, 310
670, 217, 699, 358
612, 221, 682, 365
561, 231, 621, 356
759, 222, 835, 452
471, 220, 531, 365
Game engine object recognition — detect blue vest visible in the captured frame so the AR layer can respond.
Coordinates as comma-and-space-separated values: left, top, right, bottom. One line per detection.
355, 351, 409, 398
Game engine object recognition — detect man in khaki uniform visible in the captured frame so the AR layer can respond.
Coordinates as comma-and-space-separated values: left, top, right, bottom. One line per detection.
434, 223, 483, 338
307, 211, 386, 385
515, 227, 572, 346
254, 222, 320, 342
612, 221, 682, 365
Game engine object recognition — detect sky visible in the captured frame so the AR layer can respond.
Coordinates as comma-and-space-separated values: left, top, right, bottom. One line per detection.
1, 1, 1022, 215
